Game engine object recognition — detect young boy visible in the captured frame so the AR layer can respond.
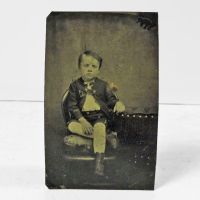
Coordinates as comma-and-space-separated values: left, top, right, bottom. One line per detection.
65, 50, 125, 175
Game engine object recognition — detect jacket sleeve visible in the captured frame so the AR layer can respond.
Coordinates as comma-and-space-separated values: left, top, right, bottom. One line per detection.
105, 83, 119, 109
67, 82, 83, 120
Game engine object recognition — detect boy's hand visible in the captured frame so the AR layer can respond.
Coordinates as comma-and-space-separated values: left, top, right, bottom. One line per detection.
78, 117, 93, 135
113, 101, 125, 113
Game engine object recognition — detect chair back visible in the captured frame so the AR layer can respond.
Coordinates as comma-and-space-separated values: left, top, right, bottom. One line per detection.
61, 90, 70, 123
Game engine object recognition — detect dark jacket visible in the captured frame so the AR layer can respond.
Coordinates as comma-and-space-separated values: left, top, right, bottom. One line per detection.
66, 77, 119, 120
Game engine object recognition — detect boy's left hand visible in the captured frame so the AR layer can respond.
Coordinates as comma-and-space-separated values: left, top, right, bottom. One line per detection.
113, 101, 125, 113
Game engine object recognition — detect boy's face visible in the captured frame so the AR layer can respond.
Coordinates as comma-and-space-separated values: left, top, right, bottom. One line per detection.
79, 54, 100, 81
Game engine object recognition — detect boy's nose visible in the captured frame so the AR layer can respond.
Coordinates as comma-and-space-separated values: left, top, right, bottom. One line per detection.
87, 66, 93, 72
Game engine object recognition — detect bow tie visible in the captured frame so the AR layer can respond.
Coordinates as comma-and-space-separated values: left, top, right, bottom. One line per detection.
84, 80, 95, 89
84, 79, 95, 85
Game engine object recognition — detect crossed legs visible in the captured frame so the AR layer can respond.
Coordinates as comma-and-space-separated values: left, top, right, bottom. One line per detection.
67, 121, 106, 153
67, 120, 106, 175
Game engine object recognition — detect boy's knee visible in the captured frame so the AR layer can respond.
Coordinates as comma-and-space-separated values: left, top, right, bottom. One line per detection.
94, 122, 106, 132
67, 121, 81, 132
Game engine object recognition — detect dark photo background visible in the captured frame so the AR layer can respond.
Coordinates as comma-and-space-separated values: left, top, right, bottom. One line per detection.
45, 12, 158, 189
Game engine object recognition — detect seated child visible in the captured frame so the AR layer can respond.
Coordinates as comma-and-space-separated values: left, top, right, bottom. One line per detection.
65, 50, 125, 176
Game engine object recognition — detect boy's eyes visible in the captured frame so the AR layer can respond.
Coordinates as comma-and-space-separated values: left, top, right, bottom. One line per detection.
83, 64, 98, 68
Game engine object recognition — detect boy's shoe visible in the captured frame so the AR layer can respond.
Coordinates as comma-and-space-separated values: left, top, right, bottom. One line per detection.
106, 132, 119, 149
94, 153, 104, 176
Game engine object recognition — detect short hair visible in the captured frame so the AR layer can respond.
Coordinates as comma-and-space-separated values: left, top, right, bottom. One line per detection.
78, 50, 103, 69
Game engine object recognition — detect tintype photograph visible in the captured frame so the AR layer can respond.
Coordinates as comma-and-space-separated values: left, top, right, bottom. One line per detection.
45, 12, 158, 190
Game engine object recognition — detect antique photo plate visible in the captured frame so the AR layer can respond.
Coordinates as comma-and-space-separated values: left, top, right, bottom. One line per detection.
45, 12, 158, 190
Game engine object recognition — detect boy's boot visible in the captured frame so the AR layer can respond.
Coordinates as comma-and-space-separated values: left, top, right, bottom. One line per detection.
107, 131, 119, 149
95, 153, 104, 176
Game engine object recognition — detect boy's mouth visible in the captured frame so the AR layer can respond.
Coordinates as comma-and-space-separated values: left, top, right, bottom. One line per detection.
83, 74, 95, 80
86, 73, 93, 76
